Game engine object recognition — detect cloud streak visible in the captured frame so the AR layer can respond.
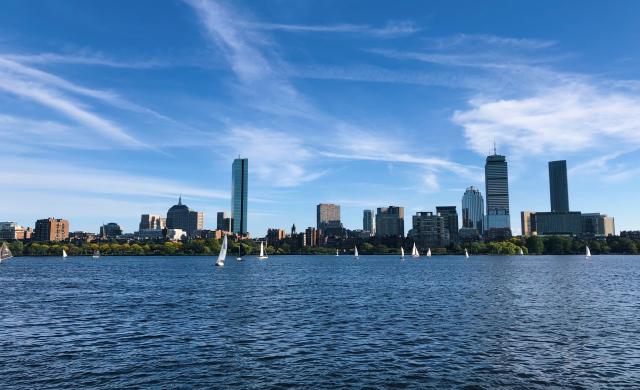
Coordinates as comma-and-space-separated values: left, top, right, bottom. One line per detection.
248, 20, 421, 38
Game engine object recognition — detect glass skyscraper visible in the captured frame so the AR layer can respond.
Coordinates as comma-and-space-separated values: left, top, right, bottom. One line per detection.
485, 153, 510, 230
363, 210, 374, 234
231, 158, 248, 235
461, 186, 484, 232
549, 160, 569, 212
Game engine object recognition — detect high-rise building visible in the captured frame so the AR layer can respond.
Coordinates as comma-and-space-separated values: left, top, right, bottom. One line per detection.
375, 206, 404, 237
363, 210, 375, 235
461, 186, 484, 232
266, 228, 286, 245
582, 213, 615, 236
549, 160, 569, 212
520, 211, 536, 237
485, 151, 511, 231
33, 218, 69, 242
436, 206, 459, 244
0, 222, 32, 240
232, 158, 248, 235
216, 212, 231, 232
408, 212, 449, 248
100, 222, 122, 239
166, 196, 204, 237
317, 203, 340, 229
305, 227, 317, 247
139, 214, 165, 230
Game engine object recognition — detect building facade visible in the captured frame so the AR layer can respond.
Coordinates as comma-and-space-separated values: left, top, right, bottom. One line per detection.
461, 186, 484, 233
305, 227, 318, 247
485, 153, 511, 231
166, 196, 204, 237
549, 160, 570, 212
317, 203, 341, 229
408, 212, 449, 248
436, 206, 459, 244
33, 218, 69, 242
521, 211, 536, 237
375, 206, 405, 237
232, 158, 248, 235
266, 228, 286, 245
100, 222, 122, 239
363, 210, 375, 235
139, 214, 165, 230
582, 213, 615, 236
216, 212, 231, 232
0, 222, 32, 240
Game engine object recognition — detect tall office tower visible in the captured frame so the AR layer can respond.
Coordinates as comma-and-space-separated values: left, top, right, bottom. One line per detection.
549, 160, 569, 212
485, 151, 511, 231
461, 186, 484, 232
33, 218, 69, 242
232, 157, 248, 235
316, 203, 341, 229
167, 196, 204, 237
363, 210, 375, 235
139, 214, 165, 230
436, 206, 459, 244
216, 212, 230, 231
375, 206, 405, 237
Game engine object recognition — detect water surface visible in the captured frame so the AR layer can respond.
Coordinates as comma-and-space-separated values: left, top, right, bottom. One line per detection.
1, 255, 639, 389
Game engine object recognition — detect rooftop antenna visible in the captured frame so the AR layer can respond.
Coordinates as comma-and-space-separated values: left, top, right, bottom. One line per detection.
493, 139, 497, 155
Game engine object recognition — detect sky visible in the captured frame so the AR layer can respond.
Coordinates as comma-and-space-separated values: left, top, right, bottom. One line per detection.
2, 0, 640, 236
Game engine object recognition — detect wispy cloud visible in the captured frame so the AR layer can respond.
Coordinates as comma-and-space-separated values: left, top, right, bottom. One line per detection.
425, 34, 556, 50
1, 52, 167, 69
248, 20, 421, 38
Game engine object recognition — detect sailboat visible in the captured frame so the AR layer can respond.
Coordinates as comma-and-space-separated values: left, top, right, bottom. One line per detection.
236, 238, 243, 261
216, 235, 227, 267
354, 246, 359, 260
426, 248, 432, 257
62, 249, 68, 258
518, 247, 524, 256
411, 243, 420, 258
400, 247, 405, 260
464, 248, 469, 259
258, 241, 268, 260
585, 245, 591, 259
335, 249, 339, 257
93, 250, 100, 259
1, 242, 13, 262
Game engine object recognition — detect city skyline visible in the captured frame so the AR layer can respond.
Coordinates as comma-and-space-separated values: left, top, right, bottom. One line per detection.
2, 1, 640, 235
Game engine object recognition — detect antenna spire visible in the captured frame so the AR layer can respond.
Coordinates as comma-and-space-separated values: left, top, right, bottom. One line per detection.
178, 194, 182, 205
493, 139, 497, 155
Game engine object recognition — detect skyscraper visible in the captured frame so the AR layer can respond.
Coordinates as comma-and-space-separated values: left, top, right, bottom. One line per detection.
363, 210, 375, 235
461, 186, 484, 232
232, 157, 248, 235
375, 206, 404, 237
549, 160, 569, 212
316, 203, 340, 229
139, 214, 165, 230
166, 196, 204, 237
485, 151, 511, 231
436, 206, 459, 244
216, 212, 231, 232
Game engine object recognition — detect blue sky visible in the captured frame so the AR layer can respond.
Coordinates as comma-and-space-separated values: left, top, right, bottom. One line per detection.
2, 0, 640, 236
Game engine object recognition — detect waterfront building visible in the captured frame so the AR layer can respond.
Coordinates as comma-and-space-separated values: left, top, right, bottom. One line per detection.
0, 222, 32, 240
436, 206, 459, 244
33, 218, 69, 242
375, 206, 405, 238
267, 228, 286, 245
216, 212, 231, 232
582, 213, 615, 236
458, 227, 481, 243
166, 229, 185, 241
363, 210, 375, 236
485, 151, 511, 232
535, 212, 582, 235
549, 160, 570, 212
139, 214, 165, 230
305, 227, 318, 247
521, 211, 536, 237
317, 203, 341, 229
408, 212, 449, 248
166, 196, 204, 237
100, 222, 123, 239
69, 231, 96, 243
461, 186, 484, 233
135, 229, 164, 241
232, 157, 248, 235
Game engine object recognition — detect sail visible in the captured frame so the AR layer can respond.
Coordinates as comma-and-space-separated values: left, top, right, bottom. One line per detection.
586, 246, 591, 257
412, 243, 419, 257
518, 247, 524, 255
401, 247, 405, 258
62, 249, 68, 258
336, 249, 339, 256
218, 235, 228, 262
465, 249, 469, 258
0, 242, 13, 260
426, 248, 431, 257
93, 250, 100, 258
260, 241, 265, 257
354, 246, 359, 257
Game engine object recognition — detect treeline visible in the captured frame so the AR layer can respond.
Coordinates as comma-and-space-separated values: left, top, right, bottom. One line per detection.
2, 235, 639, 257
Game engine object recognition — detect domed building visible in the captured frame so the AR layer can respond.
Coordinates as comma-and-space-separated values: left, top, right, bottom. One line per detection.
166, 196, 204, 237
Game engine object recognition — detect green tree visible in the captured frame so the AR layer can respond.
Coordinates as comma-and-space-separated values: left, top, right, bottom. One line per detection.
526, 236, 544, 255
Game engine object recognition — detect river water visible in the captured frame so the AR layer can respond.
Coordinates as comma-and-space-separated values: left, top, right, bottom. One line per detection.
1, 255, 639, 389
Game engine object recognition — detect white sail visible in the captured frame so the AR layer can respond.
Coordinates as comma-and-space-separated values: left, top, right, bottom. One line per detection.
412, 243, 419, 258
0, 242, 13, 261
518, 247, 524, 256
586, 245, 591, 258
426, 248, 431, 257
258, 241, 268, 259
216, 235, 227, 266
354, 246, 359, 259
62, 249, 68, 258
336, 249, 339, 256
400, 247, 405, 259
465, 248, 469, 259
92, 250, 100, 259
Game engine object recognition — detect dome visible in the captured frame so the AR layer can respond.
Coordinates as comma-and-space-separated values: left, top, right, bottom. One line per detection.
168, 196, 190, 213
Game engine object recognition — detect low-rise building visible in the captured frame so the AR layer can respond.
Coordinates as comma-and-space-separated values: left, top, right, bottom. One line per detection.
33, 218, 69, 242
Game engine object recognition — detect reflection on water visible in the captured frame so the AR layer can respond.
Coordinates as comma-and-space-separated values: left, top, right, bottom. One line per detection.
1, 255, 639, 388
